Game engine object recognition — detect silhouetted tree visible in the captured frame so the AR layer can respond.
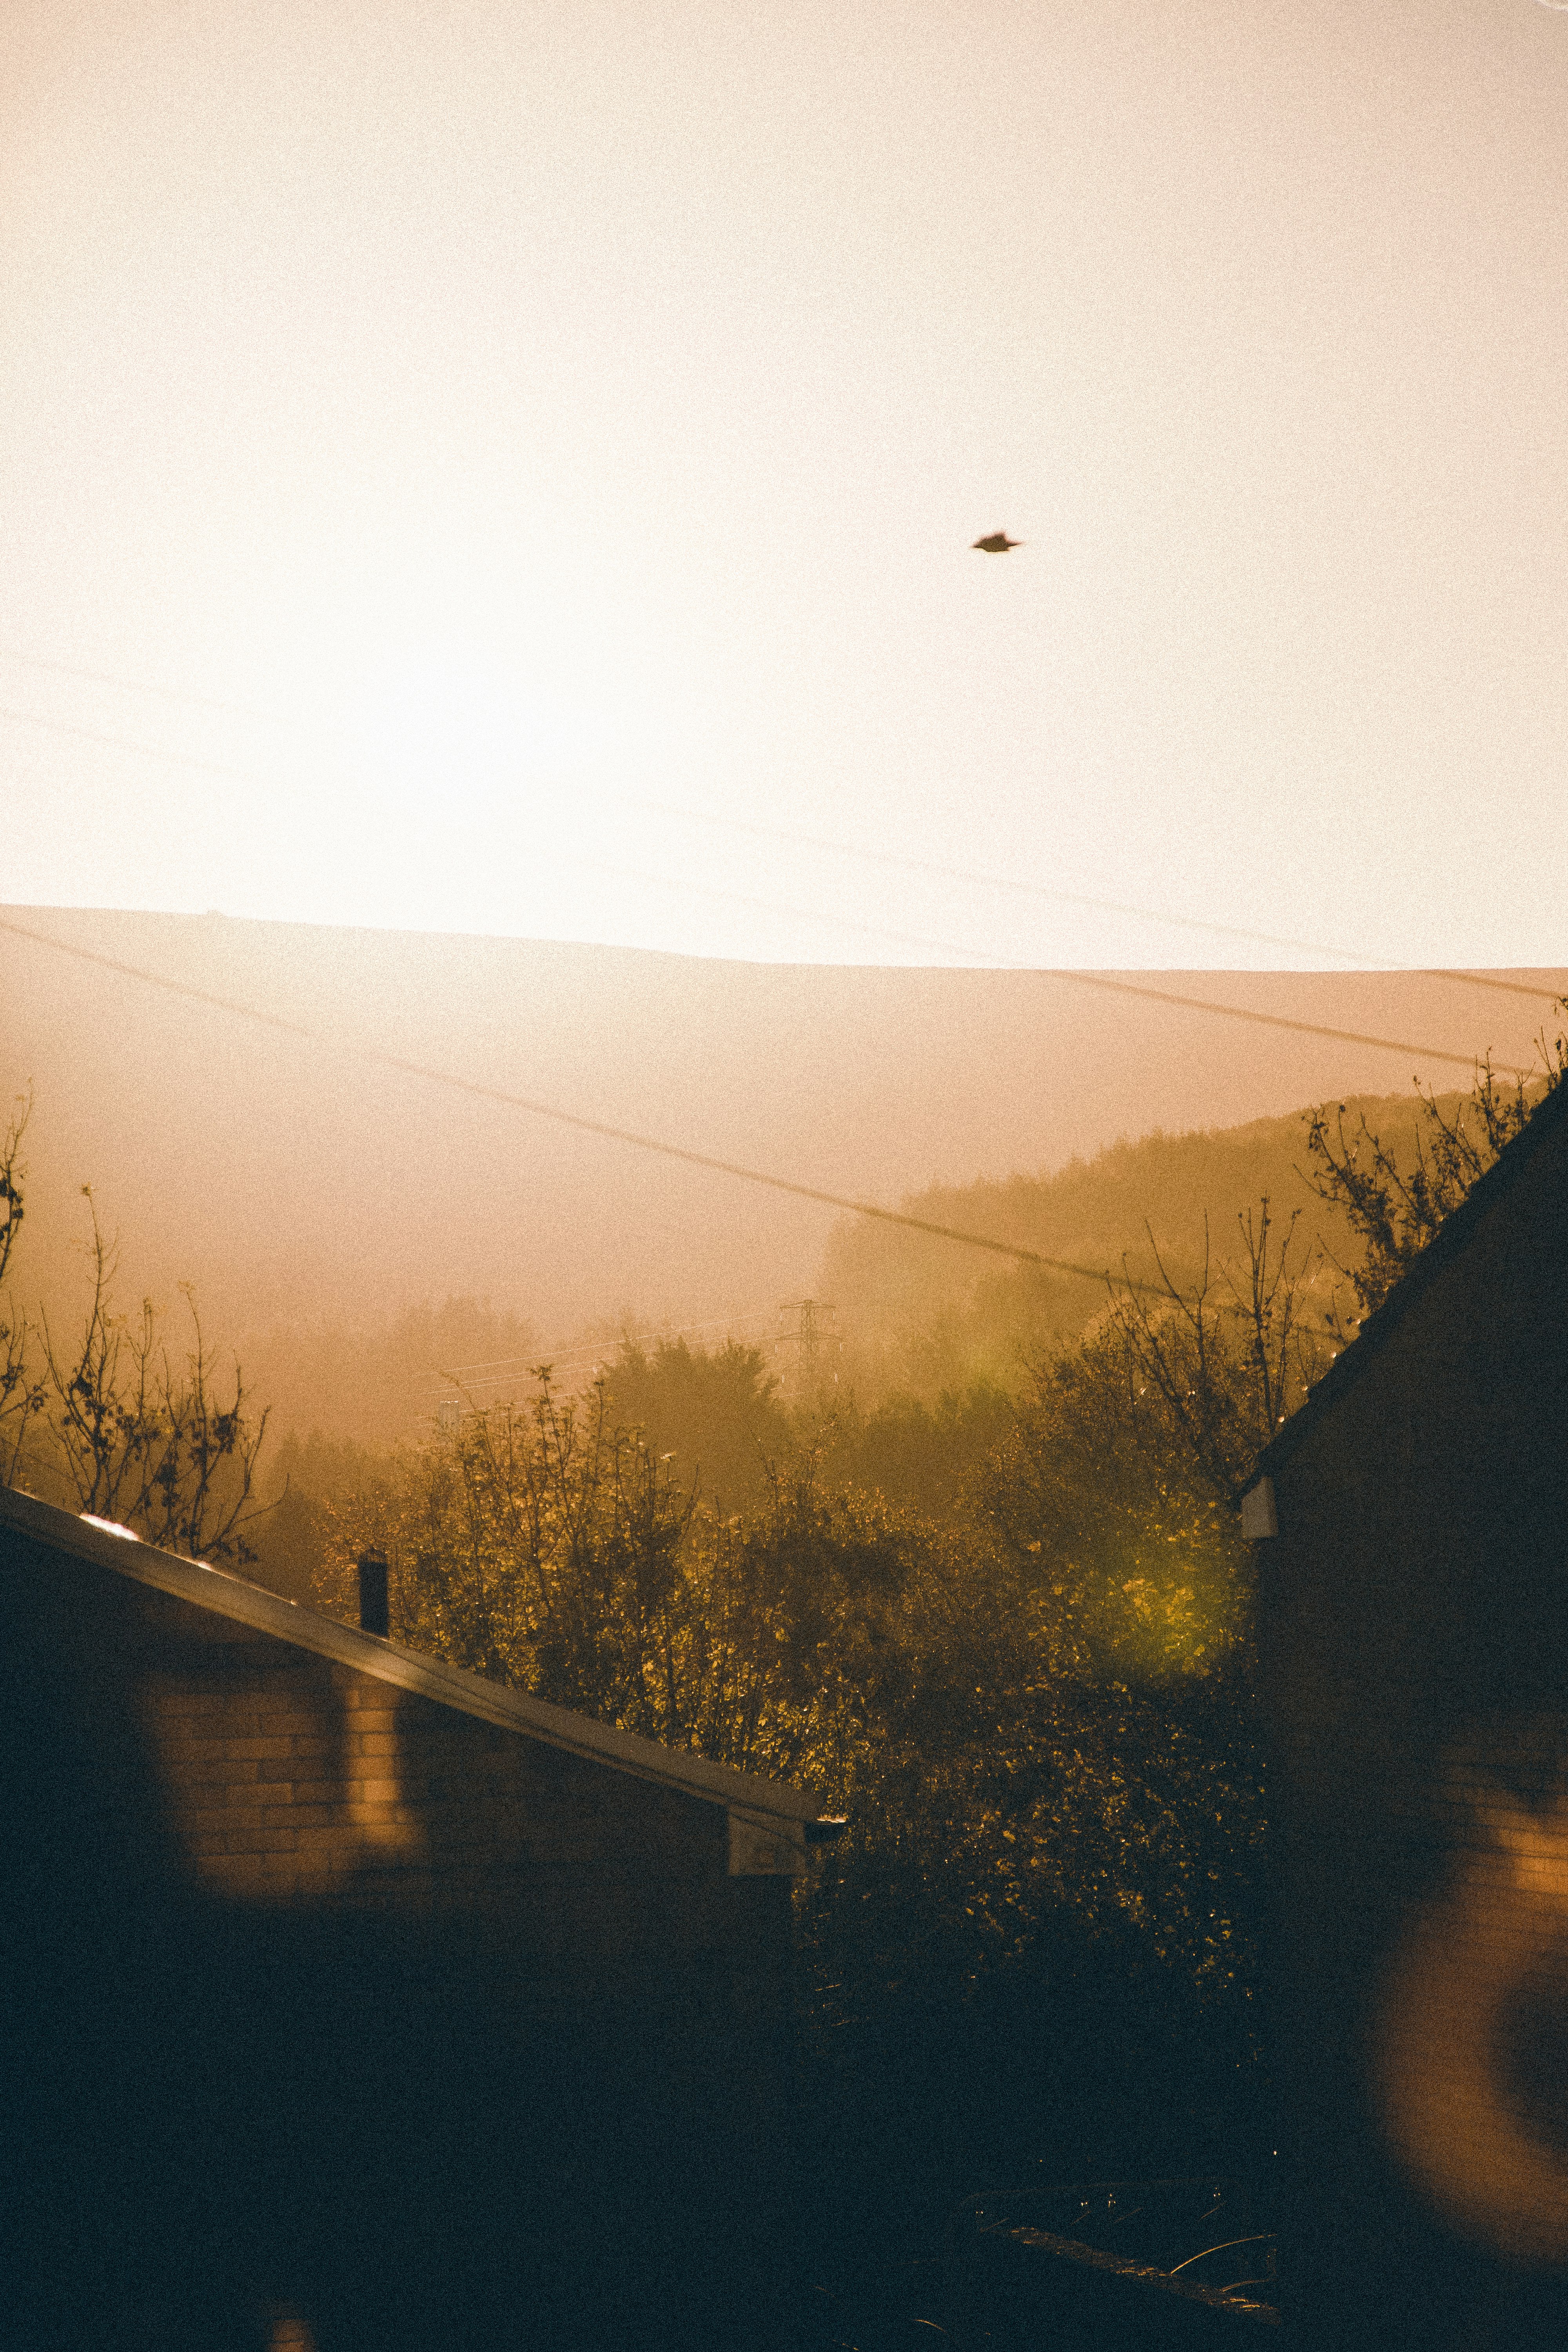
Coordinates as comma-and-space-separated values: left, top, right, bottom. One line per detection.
1092, 1196, 1328, 1506
602, 1332, 790, 1510
0, 1125, 269, 1563
0, 1094, 46, 1487
1303, 1013, 1568, 1337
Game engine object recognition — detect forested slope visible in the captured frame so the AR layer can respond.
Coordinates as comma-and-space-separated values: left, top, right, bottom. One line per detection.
817, 1091, 1437, 1402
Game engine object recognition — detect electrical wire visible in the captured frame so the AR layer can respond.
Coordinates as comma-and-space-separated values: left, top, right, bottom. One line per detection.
579, 860, 1539, 1082
0, 911, 1451, 1361
423, 1304, 791, 1385
0, 706, 261, 788
2, 673, 1553, 1263
636, 799, 1567, 1007
429, 1334, 795, 1407
1, 866, 1545, 1300
0, 913, 1171, 1291
3, 668, 1561, 1006
0, 649, 267, 722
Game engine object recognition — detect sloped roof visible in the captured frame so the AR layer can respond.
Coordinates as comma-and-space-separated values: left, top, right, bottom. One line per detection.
1247, 1073, 1568, 1490
0, 1483, 824, 1828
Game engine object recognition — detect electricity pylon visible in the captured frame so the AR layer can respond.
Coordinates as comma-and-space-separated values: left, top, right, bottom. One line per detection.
779, 1299, 837, 1399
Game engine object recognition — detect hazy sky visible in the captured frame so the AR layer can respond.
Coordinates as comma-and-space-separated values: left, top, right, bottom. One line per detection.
4, 0, 1566, 972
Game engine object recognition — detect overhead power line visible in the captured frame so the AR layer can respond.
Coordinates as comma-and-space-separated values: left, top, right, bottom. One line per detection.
430, 1323, 815, 1414
1, 661, 1559, 1007
638, 801, 1566, 1007
425, 1303, 789, 1386
0, 649, 267, 722
0, 913, 1170, 1290
0, 900, 1543, 1304
0, 705, 260, 788
580, 861, 1539, 1082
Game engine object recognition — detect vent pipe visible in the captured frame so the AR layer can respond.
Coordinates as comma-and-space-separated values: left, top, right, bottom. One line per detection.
357, 1548, 390, 1638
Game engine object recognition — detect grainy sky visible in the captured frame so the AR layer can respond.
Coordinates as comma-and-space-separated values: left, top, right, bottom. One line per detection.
4, 0, 1566, 970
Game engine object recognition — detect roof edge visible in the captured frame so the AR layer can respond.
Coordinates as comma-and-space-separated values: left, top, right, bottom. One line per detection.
1247, 1071, 1568, 1490
0, 1485, 823, 1824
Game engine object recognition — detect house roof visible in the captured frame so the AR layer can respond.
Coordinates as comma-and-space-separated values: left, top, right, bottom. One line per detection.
1246, 1073, 1568, 1492
0, 1483, 826, 1829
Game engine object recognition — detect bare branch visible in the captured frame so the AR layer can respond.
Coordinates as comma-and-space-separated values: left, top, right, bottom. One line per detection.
1304, 1026, 1567, 1336
37, 1192, 267, 1559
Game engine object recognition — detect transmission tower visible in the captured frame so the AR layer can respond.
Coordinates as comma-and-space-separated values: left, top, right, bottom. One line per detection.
779, 1299, 837, 1397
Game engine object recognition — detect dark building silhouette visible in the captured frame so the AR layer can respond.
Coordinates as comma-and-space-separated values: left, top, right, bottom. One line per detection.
2, 1488, 835, 2351
1242, 1076, 1568, 2350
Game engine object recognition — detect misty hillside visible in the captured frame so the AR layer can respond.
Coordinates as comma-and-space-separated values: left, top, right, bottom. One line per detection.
815, 1091, 1433, 1404
4, 906, 1561, 1446
229, 1091, 1449, 1455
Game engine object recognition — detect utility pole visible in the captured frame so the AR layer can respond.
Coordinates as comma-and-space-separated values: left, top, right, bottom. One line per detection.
779, 1299, 836, 1401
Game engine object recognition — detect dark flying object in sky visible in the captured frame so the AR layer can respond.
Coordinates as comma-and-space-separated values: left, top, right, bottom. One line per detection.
972, 532, 1021, 553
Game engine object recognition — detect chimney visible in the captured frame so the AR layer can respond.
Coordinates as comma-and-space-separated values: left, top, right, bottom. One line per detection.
357, 1548, 390, 1639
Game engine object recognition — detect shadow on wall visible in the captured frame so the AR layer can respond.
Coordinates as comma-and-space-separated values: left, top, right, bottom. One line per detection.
3, 1546, 790, 2352
138, 1661, 430, 1903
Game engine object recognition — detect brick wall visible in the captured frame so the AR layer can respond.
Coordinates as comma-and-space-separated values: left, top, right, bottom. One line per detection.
125, 1575, 791, 2036
4, 1523, 802, 2349
1260, 1100, 1568, 2350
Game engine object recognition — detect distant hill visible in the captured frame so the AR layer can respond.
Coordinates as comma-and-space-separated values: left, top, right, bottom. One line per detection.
2, 906, 1560, 1442
817, 1093, 1441, 1403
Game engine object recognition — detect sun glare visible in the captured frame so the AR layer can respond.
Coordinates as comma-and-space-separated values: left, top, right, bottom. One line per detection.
327, 646, 619, 802
237, 588, 652, 934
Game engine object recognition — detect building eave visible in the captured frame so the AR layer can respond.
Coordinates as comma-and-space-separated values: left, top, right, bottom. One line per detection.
0, 1484, 825, 1828
1243, 1073, 1568, 1496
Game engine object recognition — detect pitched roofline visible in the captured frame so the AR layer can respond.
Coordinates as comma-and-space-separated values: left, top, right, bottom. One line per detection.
0, 1485, 824, 1826
1245, 1073, 1568, 1491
